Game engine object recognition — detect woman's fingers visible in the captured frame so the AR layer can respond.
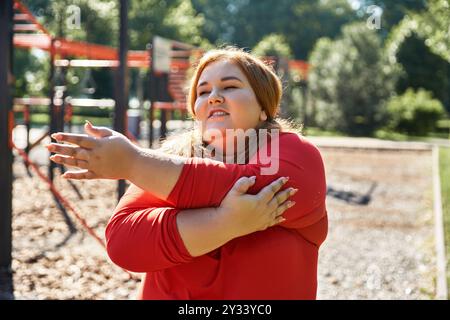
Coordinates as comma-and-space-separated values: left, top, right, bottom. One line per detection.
270, 215, 287, 227
50, 154, 89, 169
62, 169, 97, 180
51, 132, 97, 149
274, 200, 296, 217
268, 200, 296, 227
230, 176, 257, 195
46, 143, 90, 160
49, 154, 96, 179
84, 121, 114, 138
257, 176, 289, 202
268, 187, 298, 210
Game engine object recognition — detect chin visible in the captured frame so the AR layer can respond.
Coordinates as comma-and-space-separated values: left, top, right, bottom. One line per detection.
204, 122, 228, 135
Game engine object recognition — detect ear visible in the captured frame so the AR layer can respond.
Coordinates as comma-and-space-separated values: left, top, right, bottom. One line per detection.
260, 110, 268, 121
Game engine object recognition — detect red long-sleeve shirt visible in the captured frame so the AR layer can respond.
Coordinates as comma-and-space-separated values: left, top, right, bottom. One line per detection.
105, 132, 327, 299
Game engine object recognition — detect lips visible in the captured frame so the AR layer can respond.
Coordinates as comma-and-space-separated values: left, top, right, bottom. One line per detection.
208, 109, 230, 119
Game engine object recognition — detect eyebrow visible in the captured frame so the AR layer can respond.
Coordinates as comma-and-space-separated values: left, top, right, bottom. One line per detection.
197, 76, 243, 88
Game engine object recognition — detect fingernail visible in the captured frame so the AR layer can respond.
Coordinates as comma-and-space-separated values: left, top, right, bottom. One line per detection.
290, 188, 298, 195
282, 177, 289, 183
288, 201, 296, 208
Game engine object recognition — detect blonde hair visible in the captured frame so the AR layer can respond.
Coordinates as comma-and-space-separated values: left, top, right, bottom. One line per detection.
159, 47, 302, 158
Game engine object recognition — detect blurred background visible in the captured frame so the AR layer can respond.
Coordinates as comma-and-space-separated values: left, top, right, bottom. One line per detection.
11, 0, 450, 139
1, 0, 449, 300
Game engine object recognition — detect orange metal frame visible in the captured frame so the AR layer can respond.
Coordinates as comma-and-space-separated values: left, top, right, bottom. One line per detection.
12, 0, 189, 69
12, 0, 308, 111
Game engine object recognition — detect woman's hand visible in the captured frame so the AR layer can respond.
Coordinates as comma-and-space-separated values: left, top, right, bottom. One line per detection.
46, 121, 139, 180
217, 176, 297, 238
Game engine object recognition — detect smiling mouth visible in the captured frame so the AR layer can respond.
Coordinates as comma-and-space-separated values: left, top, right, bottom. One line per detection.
208, 111, 230, 119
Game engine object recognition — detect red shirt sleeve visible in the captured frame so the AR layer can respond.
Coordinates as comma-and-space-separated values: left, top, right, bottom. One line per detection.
166, 133, 327, 245
105, 184, 193, 273
106, 133, 327, 274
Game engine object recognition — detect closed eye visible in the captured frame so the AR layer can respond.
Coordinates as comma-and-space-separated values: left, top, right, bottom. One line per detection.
198, 90, 210, 96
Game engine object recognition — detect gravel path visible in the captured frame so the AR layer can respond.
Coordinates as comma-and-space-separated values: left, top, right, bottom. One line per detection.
8, 143, 438, 299
11, 161, 141, 299
317, 148, 436, 299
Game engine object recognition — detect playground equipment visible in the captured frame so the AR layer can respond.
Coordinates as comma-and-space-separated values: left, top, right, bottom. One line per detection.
11, 0, 197, 190
1, 0, 203, 299
1, 0, 310, 300
0, 0, 14, 300
1, 0, 139, 299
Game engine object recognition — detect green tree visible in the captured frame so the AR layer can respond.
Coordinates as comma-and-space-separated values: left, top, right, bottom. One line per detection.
386, 88, 446, 135
416, 0, 450, 62
384, 0, 450, 111
252, 33, 293, 59
309, 22, 400, 135
163, 0, 208, 47
19, 0, 209, 100
351, 0, 427, 34
395, 34, 450, 110
192, 0, 356, 59
129, 0, 207, 50
13, 49, 48, 97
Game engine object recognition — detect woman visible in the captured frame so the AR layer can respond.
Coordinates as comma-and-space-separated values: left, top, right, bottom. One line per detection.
47, 47, 328, 299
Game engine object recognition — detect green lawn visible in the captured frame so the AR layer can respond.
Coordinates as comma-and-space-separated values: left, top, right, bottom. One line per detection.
440, 147, 450, 299
302, 127, 449, 141
14, 113, 112, 127
301, 126, 345, 137
375, 129, 450, 142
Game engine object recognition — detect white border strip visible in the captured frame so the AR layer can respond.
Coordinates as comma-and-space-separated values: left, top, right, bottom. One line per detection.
432, 145, 448, 299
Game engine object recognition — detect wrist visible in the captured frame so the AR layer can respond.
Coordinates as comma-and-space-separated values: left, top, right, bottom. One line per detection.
124, 144, 142, 181
215, 207, 242, 240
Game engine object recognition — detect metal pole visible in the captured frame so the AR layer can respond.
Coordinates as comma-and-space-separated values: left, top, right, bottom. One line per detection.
160, 108, 167, 140
49, 43, 77, 234
0, 0, 15, 300
48, 39, 57, 182
114, 0, 129, 200
301, 81, 308, 127
148, 44, 154, 148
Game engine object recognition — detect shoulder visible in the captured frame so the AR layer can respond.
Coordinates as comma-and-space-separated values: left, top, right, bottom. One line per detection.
278, 132, 323, 161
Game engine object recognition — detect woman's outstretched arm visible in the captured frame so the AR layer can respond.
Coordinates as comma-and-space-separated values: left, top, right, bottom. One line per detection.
48, 123, 326, 233
47, 123, 185, 200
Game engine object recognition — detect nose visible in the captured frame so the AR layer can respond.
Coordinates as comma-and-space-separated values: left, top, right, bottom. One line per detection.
208, 90, 224, 105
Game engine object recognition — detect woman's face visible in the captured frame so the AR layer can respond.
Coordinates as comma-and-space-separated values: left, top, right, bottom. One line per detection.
194, 60, 265, 151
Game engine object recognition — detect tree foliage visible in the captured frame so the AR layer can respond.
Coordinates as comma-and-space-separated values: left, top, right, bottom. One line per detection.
309, 22, 400, 135
252, 34, 293, 59
16, 0, 449, 134
417, 0, 450, 62
192, 0, 355, 59
386, 88, 446, 135
395, 34, 450, 110
384, 0, 450, 111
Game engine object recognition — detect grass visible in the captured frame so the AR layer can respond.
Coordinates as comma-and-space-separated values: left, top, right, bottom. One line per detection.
439, 147, 450, 299
301, 126, 449, 141
375, 129, 450, 142
301, 126, 345, 137
14, 113, 113, 127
